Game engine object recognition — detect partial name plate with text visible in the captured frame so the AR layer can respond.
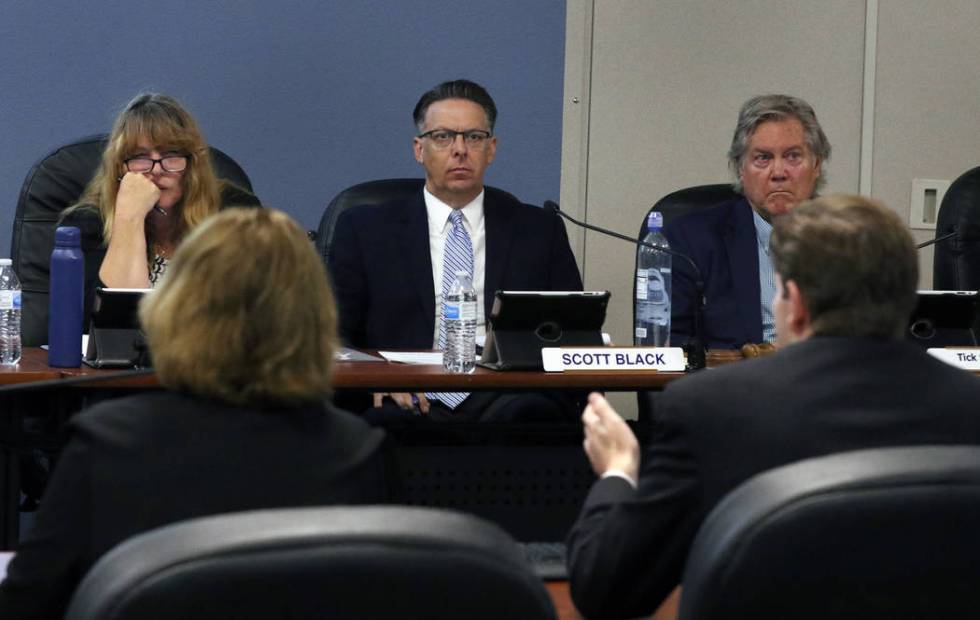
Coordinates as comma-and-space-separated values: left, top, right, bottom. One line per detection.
927, 348, 980, 371
542, 347, 686, 373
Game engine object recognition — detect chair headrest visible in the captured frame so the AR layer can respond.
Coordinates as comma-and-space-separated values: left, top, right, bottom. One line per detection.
66, 506, 556, 620
680, 445, 980, 620
937, 166, 980, 243
639, 183, 740, 237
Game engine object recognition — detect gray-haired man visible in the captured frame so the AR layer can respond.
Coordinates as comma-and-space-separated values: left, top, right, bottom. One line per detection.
664, 94, 831, 349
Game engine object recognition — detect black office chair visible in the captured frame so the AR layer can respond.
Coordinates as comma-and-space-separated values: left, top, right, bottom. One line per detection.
314, 178, 425, 267
679, 445, 980, 620
313, 178, 526, 269
636, 183, 739, 239
10, 134, 254, 346
65, 505, 556, 620
933, 166, 980, 291
636, 184, 739, 417
633, 183, 739, 317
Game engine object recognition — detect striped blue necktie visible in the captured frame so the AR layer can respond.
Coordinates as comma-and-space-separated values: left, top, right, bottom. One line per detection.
426, 210, 473, 410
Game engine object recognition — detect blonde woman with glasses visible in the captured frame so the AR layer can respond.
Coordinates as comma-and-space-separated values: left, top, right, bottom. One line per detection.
64, 92, 260, 312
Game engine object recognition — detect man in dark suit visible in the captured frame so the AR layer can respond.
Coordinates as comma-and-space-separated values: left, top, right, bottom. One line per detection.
329, 79, 582, 421
567, 194, 980, 620
666, 94, 831, 349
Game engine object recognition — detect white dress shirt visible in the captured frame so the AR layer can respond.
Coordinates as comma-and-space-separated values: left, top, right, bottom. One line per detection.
752, 209, 777, 343
424, 187, 487, 348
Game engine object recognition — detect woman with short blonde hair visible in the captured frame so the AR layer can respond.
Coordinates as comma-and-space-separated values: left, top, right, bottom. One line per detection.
141, 207, 339, 404
0, 209, 390, 619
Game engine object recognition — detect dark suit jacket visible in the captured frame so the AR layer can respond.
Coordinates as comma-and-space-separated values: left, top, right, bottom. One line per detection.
328, 187, 583, 349
664, 197, 762, 348
0, 391, 392, 620
567, 337, 980, 619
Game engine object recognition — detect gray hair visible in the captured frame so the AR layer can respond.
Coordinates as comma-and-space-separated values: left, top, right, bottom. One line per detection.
728, 94, 831, 193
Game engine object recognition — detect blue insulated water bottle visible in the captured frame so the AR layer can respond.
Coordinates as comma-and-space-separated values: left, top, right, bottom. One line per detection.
48, 226, 85, 367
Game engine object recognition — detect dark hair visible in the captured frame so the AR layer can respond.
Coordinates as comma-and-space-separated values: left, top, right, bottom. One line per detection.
770, 194, 918, 340
413, 79, 497, 132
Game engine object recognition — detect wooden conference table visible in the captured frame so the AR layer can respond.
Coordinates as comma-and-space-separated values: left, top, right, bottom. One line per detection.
1, 347, 698, 545
2, 347, 699, 619
1, 347, 690, 390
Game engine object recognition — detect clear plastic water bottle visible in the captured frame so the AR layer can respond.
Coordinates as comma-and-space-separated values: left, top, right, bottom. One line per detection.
443, 270, 477, 374
634, 211, 671, 347
0, 258, 23, 365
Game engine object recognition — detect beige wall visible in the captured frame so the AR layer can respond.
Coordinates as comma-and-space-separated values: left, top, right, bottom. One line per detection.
874, 1, 980, 281
562, 0, 980, 417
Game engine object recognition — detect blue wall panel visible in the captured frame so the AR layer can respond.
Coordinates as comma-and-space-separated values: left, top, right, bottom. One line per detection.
0, 0, 566, 254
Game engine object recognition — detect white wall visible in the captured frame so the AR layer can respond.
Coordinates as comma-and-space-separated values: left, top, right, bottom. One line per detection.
563, 0, 980, 417
874, 1, 980, 278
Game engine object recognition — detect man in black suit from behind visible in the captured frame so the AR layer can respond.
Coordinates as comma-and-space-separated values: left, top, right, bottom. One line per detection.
329, 79, 582, 422
567, 194, 980, 619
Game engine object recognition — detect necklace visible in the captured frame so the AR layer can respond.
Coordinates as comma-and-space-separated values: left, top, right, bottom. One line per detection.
152, 242, 174, 259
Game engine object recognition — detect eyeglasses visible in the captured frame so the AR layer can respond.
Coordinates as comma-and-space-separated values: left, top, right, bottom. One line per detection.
124, 154, 188, 173
417, 129, 492, 149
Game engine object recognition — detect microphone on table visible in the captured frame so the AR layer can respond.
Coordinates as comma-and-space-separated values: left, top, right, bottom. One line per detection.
916, 230, 957, 250
545, 200, 708, 371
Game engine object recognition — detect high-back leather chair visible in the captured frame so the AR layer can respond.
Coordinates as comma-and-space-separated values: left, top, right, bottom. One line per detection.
314, 178, 425, 267
314, 178, 523, 269
10, 134, 253, 346
633, 183, 739, 319
636, 184, 739, 417
636, 183, 740, 240
65, 505, 557, 620
933, 166, 980, 290
679, 445, 980, 620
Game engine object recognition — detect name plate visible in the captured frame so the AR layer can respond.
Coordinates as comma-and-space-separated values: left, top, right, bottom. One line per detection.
927, 348, 980, 370
541, 347, 686, 372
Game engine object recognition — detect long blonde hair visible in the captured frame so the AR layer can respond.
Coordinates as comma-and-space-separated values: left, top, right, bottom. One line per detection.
139, 208, 339, 405
75, 92, 223, 248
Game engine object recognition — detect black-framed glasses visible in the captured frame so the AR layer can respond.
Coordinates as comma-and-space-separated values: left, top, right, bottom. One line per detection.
124, 154, 188, 173
417, 129, 492, 149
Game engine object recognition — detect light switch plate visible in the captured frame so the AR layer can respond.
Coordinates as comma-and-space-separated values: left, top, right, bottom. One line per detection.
909, 178, 951, 230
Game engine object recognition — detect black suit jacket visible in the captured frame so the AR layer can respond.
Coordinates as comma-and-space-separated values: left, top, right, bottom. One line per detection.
328, 187, 583, 349
567, 337, 980, 619
664, 197, 763, 348
0, 391, 391, 620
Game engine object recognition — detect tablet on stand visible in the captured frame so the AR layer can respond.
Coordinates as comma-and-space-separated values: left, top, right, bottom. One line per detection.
480, 290, 610, 371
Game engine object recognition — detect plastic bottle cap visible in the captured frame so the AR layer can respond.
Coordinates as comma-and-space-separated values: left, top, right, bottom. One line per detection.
0, 259, 10, 266
647, 211, 664, 231
54, 226, 82, 247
